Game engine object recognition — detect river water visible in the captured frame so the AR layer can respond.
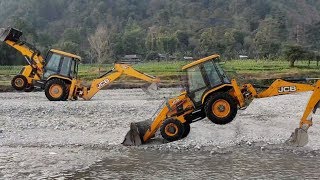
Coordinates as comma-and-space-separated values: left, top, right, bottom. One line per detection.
51, 145, 320, 179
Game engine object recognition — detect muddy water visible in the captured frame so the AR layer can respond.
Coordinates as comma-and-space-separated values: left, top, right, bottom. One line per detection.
52, 146, 320, 179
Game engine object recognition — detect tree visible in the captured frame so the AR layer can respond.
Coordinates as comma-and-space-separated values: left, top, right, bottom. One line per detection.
199, 28, 226, 56
88, 25, 112, 64
176, 30, 189, 53
120, 23, 146, 55
284, 45, 305, 67
254, 17, 283, 58
306, 22, 320, 50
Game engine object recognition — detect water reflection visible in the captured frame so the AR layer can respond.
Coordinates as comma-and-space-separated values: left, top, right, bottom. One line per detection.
55, 146, 320, 179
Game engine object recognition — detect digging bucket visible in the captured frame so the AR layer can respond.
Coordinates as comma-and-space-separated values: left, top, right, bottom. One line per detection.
287, 128, 309, 147
0, 27, 22, 42
122, 119, 152, 146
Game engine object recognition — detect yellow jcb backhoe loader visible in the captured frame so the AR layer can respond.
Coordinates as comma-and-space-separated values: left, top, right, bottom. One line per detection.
0, 27, 90, 92
123, 54, 316, 146
288, 80, 320, 147
1, 27, 159, 100
0, 27, 44, 91
43, 60, 160, 101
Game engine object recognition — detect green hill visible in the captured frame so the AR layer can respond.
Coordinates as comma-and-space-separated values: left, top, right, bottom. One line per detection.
1, 0, 320, 64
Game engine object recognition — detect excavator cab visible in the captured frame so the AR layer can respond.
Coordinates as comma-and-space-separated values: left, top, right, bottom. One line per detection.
43, 49, 81, 80
184, 55, 231, 107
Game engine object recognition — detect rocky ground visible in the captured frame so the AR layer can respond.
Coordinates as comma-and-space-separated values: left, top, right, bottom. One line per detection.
0, 89, 319, 179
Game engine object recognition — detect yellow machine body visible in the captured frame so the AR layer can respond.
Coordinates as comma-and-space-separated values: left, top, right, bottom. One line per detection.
0, 27, 83, 92
123, 54, 317, 146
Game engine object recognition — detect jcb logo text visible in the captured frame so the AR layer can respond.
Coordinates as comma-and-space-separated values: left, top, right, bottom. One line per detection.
278, 86, 297, 93
98, 79, 110, 89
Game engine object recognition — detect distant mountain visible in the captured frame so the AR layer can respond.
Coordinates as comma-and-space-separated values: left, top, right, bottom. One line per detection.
0, 0, 320, 64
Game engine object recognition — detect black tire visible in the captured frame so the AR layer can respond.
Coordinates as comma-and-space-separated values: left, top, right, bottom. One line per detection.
44, 79, 68, 101
204, 92, 238, 125
24, 84, 35, 92
160, 118, 185, 142
181, 122, 190, 138
11, 75, 27, 91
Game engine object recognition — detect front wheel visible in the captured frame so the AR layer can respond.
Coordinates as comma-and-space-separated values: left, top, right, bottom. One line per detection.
160, 118, 185, 142
45, 79, 69, 101
11, 75, 27, 91
204, 92, 238, 125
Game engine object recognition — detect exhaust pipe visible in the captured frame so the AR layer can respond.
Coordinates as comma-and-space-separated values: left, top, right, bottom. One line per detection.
0, 27, 23, 42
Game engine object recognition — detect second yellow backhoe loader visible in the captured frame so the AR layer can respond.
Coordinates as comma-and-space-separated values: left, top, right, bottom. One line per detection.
0, 27, 44, 92
0, 27, 96, 93
287, 80, 320, 147
1, 27, 159, 100
123, 54, 316, 146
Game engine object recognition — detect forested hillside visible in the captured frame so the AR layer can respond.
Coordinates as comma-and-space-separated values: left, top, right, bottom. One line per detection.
1, 0, 320, 64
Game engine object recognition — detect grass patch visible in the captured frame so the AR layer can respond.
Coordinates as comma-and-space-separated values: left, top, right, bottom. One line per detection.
0, 59, 319, 86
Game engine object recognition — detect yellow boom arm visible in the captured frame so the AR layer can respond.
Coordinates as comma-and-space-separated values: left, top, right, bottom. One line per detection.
78, 64, 160, 100
5, 40, 44, 73
298, 80, 320, 128
287, 80, 320, 146
141, 92, 194, 142
0, 28, 45, 88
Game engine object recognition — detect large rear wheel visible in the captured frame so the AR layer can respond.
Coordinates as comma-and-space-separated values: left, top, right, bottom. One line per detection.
160, 118, 185, 142
11, 75, 27, 91
204, 92, 238, 125
45, 79, 68, 101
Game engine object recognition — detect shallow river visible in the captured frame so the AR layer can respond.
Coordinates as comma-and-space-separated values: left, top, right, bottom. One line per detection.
52, 146, 320, 179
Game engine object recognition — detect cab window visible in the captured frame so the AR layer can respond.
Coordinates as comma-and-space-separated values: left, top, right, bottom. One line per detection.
203, 61, 222, 87
46, 53, 62, 72
187, 65, 206, 92
60, 56, 72, 77
187, 65, 207, 103
70, 60, 76, 78
216, 64, 230, 83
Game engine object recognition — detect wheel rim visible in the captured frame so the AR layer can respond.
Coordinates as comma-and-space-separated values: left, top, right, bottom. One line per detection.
212, 99, 231, 118
14, 78, 24, 88
165, 123, 179, 137
49, 84, 63, 98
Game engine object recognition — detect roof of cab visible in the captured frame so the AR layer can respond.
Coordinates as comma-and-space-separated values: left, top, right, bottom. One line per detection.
50, 49, 81, 60
182, 54, 220, 70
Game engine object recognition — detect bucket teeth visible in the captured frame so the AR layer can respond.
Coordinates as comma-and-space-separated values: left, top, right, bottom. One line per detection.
287, 128, 309, 147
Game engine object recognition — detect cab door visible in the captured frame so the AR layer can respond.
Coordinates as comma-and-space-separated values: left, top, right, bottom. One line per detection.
186, 65, 208, 106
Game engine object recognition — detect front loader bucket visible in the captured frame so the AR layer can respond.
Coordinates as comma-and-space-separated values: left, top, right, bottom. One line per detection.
122, 120, 151, 146
142, 82, 159, 94
287, 128, 309, 147
0, 27, 22, 42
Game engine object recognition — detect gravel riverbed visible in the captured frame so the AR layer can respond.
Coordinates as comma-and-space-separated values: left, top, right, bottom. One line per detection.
0, 89, 319, 179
